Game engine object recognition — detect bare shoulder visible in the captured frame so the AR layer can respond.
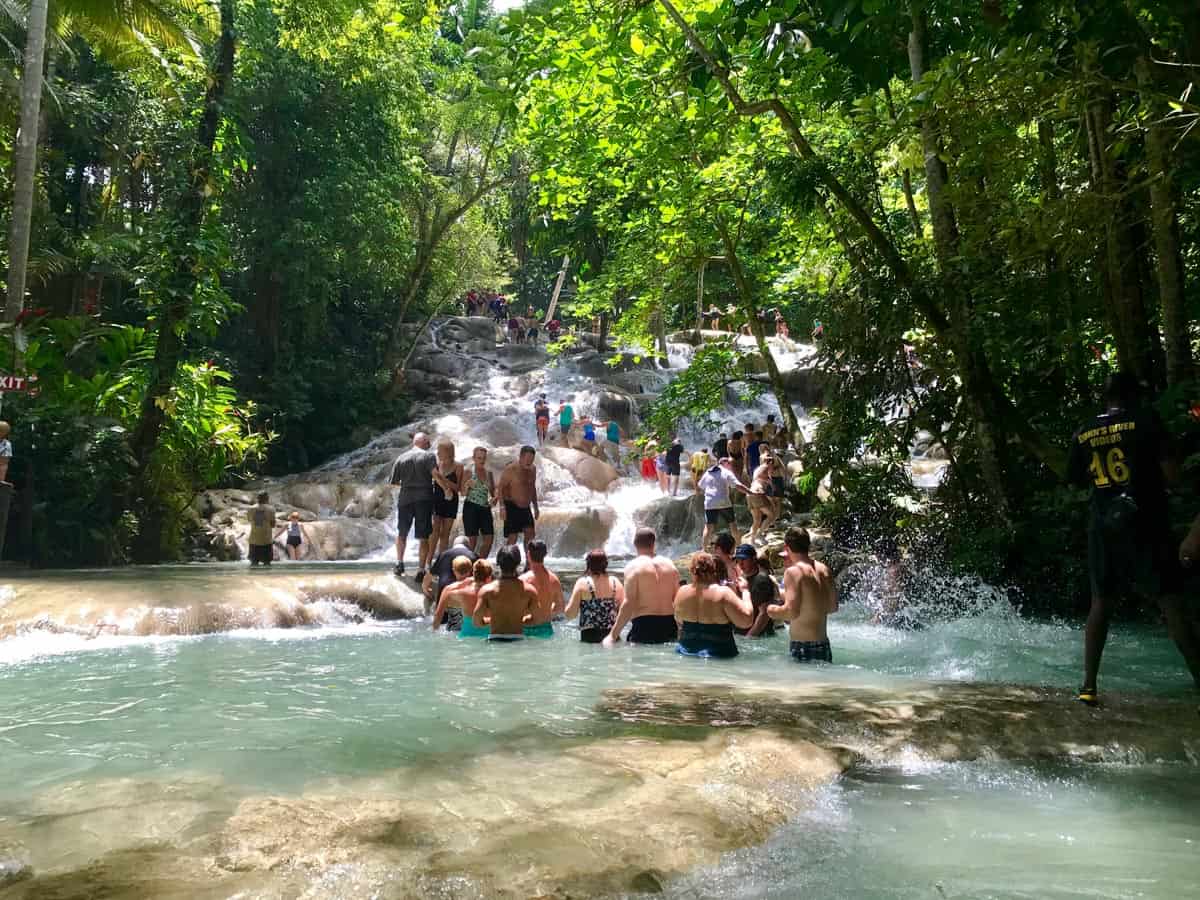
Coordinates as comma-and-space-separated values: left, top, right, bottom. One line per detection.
478, 581, 499, 599
524, 581, 541, 599
519, 571, 535, 584
814, 560, 833, 579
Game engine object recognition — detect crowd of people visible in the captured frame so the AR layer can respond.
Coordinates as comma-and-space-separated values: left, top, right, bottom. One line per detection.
423, 524, 836, 661
461, 290, 563, 345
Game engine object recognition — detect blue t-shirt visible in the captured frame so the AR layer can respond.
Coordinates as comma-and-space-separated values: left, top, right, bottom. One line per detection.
747, 439, 763, 471
583, 423, 596, 441
606, 422, 619, 442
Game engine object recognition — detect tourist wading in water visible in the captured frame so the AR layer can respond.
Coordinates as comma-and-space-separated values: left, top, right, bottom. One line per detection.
674, 552, 753, 658
431, 556, 476, 632
425, 535, 477, 618
473, 545, 540, 642
1069, 374, 1200, 705
566, 548, 624, 643
498, 445, 540, 562
520, 540, 563, 638
247, 492, 276, 567
732, 544, 778, 637
768, 528, 838, 662
605, 527, 681, 646
390, 432, 438, 580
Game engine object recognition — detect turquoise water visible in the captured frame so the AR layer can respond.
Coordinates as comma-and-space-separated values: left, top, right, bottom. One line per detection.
0, 565, 1197, 896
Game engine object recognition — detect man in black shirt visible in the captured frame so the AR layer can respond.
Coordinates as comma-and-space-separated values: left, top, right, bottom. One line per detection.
665, 438, 685, 496
732, 543, 777, 637
712, 433, 728, 460
423, 536, 478, 619
1068, 374, 1200, 704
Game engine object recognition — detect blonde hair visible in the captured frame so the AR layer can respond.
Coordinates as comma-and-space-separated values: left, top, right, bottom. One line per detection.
452, 556, 474, 578
437, 439, 455, 459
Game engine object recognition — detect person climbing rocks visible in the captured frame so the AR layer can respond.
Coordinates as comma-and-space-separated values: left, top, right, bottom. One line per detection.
535, 395, 550, 445
604, 418, 622, 466
1068, 373, 1200, 705
247, 492, 276, 567
768, 528, 838, 663
424, 535, 478, 619
690, 446, 712, 494
664, 438, 685, 496
604, 527, 680, 646
581, 416, 599, 457
519, 539, 562, 638
558, 400, 575, 446
430, 440, 465, 559
699, 458, 749, 550
674, 552, 753, 659
498, 445, 540, 561
390, 432, 438, 580
461, 446, 497, 560
640, 445, 658, 484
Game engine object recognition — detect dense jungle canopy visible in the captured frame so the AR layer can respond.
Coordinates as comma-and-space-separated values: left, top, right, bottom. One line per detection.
1, 0, 1198, 609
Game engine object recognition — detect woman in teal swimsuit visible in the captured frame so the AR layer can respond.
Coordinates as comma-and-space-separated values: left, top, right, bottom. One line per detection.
438, 558, 494, 638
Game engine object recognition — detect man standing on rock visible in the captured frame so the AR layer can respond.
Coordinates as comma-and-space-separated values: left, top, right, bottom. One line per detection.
665, 437, 685, 496
605, 527, 680, 646
699, 458, 748, 550
498, 445, 540, 562
768, 528, 837, 662
520, 539, 562, 638
390, 432, 438, 580
247, 492, 277, 567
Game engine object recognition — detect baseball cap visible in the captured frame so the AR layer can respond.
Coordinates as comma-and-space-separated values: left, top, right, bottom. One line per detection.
733, 544, 757, 560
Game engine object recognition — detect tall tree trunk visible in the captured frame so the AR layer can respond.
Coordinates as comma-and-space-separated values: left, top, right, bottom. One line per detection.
654, 306, 669, 367
716, 221, 805, 452
1085, 89, 1162, 389
909, 1, 1010, 515
1137, 56, 1193, 387
127, 0, 236, 555
544, 254, 569, 325
4, 0, 50, 326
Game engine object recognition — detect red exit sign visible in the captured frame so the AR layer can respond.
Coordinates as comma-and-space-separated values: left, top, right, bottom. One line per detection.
0, 373, 37, 393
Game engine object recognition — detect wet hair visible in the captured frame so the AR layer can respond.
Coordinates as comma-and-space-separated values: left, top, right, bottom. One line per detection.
257, 492, 270, 503
1104, 373, 1140, 407
690, 552, 721, 586
437, 439, 455, 457
473, 558, 493, 584
528, 539, 548, 564
756, 552, 773, 574
520, 444, 537, 458
745, 423, 755, 432
785, 527, 811, 554
585, 548, 609, 575
766, 414, 776, 423
731, 430, 743, 440
714, 532, 735, 554
497, 545, 522, 575
452, 557, 474, 578
633, 528, 656, 551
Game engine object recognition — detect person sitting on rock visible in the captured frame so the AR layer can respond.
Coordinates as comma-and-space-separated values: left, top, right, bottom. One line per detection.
768, 528, 838, 663
272, 511, 308, 561
674, 552, 753, 659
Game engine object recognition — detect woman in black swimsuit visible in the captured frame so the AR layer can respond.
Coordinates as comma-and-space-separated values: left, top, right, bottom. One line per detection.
431, 440, 465, 558
565, 548, 625, 643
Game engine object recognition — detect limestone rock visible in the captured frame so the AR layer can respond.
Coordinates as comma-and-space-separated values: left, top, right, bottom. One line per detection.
540, 447, 619, 493
635, 494, 704, 547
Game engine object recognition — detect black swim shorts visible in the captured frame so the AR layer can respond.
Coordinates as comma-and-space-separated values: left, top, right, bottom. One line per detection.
503, 500, 535, 536
397, 499, 434, 540
666, 462, 681, 476
704, 507, 735, 526
463, 500, 494, 538
433, 495, 459, 521
628, 614, 679, 644
790, 639, 832, 663
286, 535, 302, 548
248, 543, 273, 565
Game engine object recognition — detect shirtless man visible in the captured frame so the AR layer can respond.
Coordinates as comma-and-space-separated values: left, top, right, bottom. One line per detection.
520, 539, 563, 638
605, 527, 680, 646
768, 527, 838, 662
473, 545, 540, 641
497, 445, 540, 560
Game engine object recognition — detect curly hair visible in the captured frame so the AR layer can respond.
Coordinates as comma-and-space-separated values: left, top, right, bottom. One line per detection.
689, 552, 721, 586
